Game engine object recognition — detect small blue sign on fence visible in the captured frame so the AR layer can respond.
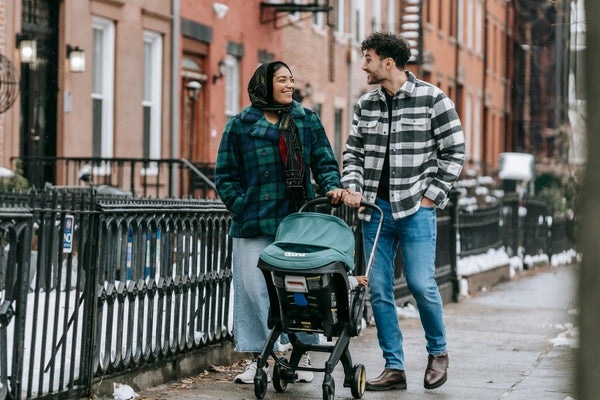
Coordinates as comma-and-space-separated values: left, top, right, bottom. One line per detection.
63, 215, 74, 253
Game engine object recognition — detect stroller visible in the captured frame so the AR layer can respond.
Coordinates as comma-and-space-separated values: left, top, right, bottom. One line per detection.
253, 197, 383, 400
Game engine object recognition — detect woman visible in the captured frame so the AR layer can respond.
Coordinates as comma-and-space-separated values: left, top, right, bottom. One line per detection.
215, 61, 344, 384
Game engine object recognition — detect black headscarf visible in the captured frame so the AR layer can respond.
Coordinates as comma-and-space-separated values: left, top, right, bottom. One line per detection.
248, 62, 306, 212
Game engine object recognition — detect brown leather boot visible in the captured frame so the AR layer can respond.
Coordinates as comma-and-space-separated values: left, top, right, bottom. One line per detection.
424, 352, 449, 389
365, 368, 407, 391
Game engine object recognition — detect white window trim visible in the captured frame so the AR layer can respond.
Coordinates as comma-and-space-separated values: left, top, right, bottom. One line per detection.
387, 0, 395, 32
224, 54, 240, 118
355, 0, 365, 43
473, 95, 481, 163
373, 0, 382, 32
465, 93, 472, 162
336, 0, 345, 33
142, 30, 163, 176
475, 0, 483, 54
92, 16, 115, 175
467, 0, 474, 50
457, 0, 464, 44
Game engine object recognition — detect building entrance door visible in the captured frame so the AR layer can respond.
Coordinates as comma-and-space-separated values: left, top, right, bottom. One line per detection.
19, 0, 59, 188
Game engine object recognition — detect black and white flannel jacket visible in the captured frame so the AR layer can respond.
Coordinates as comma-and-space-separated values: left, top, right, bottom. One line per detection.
342, 71, 465, 221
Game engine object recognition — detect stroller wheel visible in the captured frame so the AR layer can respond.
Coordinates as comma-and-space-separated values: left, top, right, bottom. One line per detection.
322, 374, 335, 400
254, 368, 268, 399
272, 363, 288, 392
350, 364, 366, 399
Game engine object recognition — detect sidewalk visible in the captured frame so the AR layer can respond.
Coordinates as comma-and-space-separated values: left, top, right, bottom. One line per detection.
135, 264, 578, 400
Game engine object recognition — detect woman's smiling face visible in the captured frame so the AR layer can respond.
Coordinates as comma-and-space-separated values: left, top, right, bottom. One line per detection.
272, 66, 295, 105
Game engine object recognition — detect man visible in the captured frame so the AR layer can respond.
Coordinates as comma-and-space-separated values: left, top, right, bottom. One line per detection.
338, 32, 465, 391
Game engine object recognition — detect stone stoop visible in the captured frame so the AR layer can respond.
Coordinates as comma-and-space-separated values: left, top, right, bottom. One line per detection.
462, 263, 512, 295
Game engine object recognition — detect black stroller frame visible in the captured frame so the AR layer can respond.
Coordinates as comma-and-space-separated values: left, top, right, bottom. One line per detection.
253, 198, 383, 400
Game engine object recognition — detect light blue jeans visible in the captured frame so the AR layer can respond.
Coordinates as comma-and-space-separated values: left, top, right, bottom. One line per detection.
362, 199, 447, 370
232, 236, 319, 353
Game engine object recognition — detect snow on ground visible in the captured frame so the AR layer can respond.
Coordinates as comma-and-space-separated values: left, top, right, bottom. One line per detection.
549, 322, 579, 348
457, 247, 522, 277
550, 249, 579, 267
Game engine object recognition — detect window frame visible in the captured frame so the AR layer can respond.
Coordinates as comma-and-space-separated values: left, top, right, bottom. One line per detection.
224, 54, 241, 118
142, 30, 163, 175
91, 15, 115, 174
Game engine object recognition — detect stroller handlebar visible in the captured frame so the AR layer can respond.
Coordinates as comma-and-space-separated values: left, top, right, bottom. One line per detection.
299, 196, 384, 219
298, 196, 384, 279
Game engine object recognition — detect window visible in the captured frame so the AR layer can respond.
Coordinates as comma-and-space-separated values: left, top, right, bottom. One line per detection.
475, 0, 482, 53
355, 0, 365, 43
334, 108, 343, 162
336, 0, 345, 33
373, 0, 382, 32
387, 0, 395, 32
312, 103, 322, 117
473, 95, 481, 163
457, 0, 464, 43
92, 16, 115, 162
438, 0, 444, 31
467, 0, 473, 49
449, 0, 456, 37
142, 31, 163, 172
225, 54, 241, 118
465, 93, 472, 161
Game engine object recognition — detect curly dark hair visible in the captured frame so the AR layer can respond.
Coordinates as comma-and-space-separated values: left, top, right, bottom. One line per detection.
360, 32, 411, 69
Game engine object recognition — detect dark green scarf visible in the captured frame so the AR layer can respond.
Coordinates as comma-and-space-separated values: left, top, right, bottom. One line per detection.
248, 62, 306, 212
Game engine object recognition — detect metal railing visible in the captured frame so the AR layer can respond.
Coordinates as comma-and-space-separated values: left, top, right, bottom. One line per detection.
12, 156, 217, 199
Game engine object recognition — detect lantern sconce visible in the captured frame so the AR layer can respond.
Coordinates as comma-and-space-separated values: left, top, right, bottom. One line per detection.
212, 59, 226, 84
18, 35, 37, 64
66, 44, 85, 73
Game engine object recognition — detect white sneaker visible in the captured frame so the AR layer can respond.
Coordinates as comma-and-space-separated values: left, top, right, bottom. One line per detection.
295, 352, 313, 383
234, 359, 271, 384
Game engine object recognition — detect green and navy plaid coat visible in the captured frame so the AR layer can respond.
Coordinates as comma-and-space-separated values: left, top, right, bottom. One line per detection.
215, 101, 341, 238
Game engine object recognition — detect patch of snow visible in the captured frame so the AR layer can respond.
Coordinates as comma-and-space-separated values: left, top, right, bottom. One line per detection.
456, 179, 477, 188
523, 253, 550, 268
549, 324, 579, 348
475, 186, 489, 195
396, 303, 419, 319
458, 247, 512, 276
550, 249, 578, 267
0, 166, 15, 178
477, 176, 495, 185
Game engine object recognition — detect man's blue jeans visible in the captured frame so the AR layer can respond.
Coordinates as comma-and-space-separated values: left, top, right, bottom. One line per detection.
362, 199, 447, 370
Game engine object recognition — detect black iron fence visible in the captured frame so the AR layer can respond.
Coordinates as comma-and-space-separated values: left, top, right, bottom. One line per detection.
0, 187, 576, 399
0, 189, 232, 399
12, 157, 216, 200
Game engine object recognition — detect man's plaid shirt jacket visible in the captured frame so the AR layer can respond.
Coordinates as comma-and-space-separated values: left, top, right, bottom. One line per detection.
342, 71, 466, 221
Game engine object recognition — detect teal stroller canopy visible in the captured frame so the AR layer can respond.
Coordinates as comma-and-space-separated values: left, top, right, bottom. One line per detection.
260, 212, 355, 270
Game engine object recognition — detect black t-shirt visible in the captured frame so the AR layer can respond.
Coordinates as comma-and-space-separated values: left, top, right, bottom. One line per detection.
377, 91, 394, 201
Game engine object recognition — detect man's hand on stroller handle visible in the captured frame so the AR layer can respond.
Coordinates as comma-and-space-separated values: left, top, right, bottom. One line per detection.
327, 188, 365, 211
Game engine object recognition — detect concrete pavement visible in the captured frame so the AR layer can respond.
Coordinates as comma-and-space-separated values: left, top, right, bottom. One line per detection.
135, 264, 578, 400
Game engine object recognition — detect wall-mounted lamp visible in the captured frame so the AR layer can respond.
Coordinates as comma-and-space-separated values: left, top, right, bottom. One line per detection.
67, 44, 85, 72
186, 80, 202, 100
212, 60, 226, 84
19, 39, 37, 64
292, 82, 312, 102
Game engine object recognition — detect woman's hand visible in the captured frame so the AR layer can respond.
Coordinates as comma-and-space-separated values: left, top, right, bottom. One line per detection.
327, 188, 346, 204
